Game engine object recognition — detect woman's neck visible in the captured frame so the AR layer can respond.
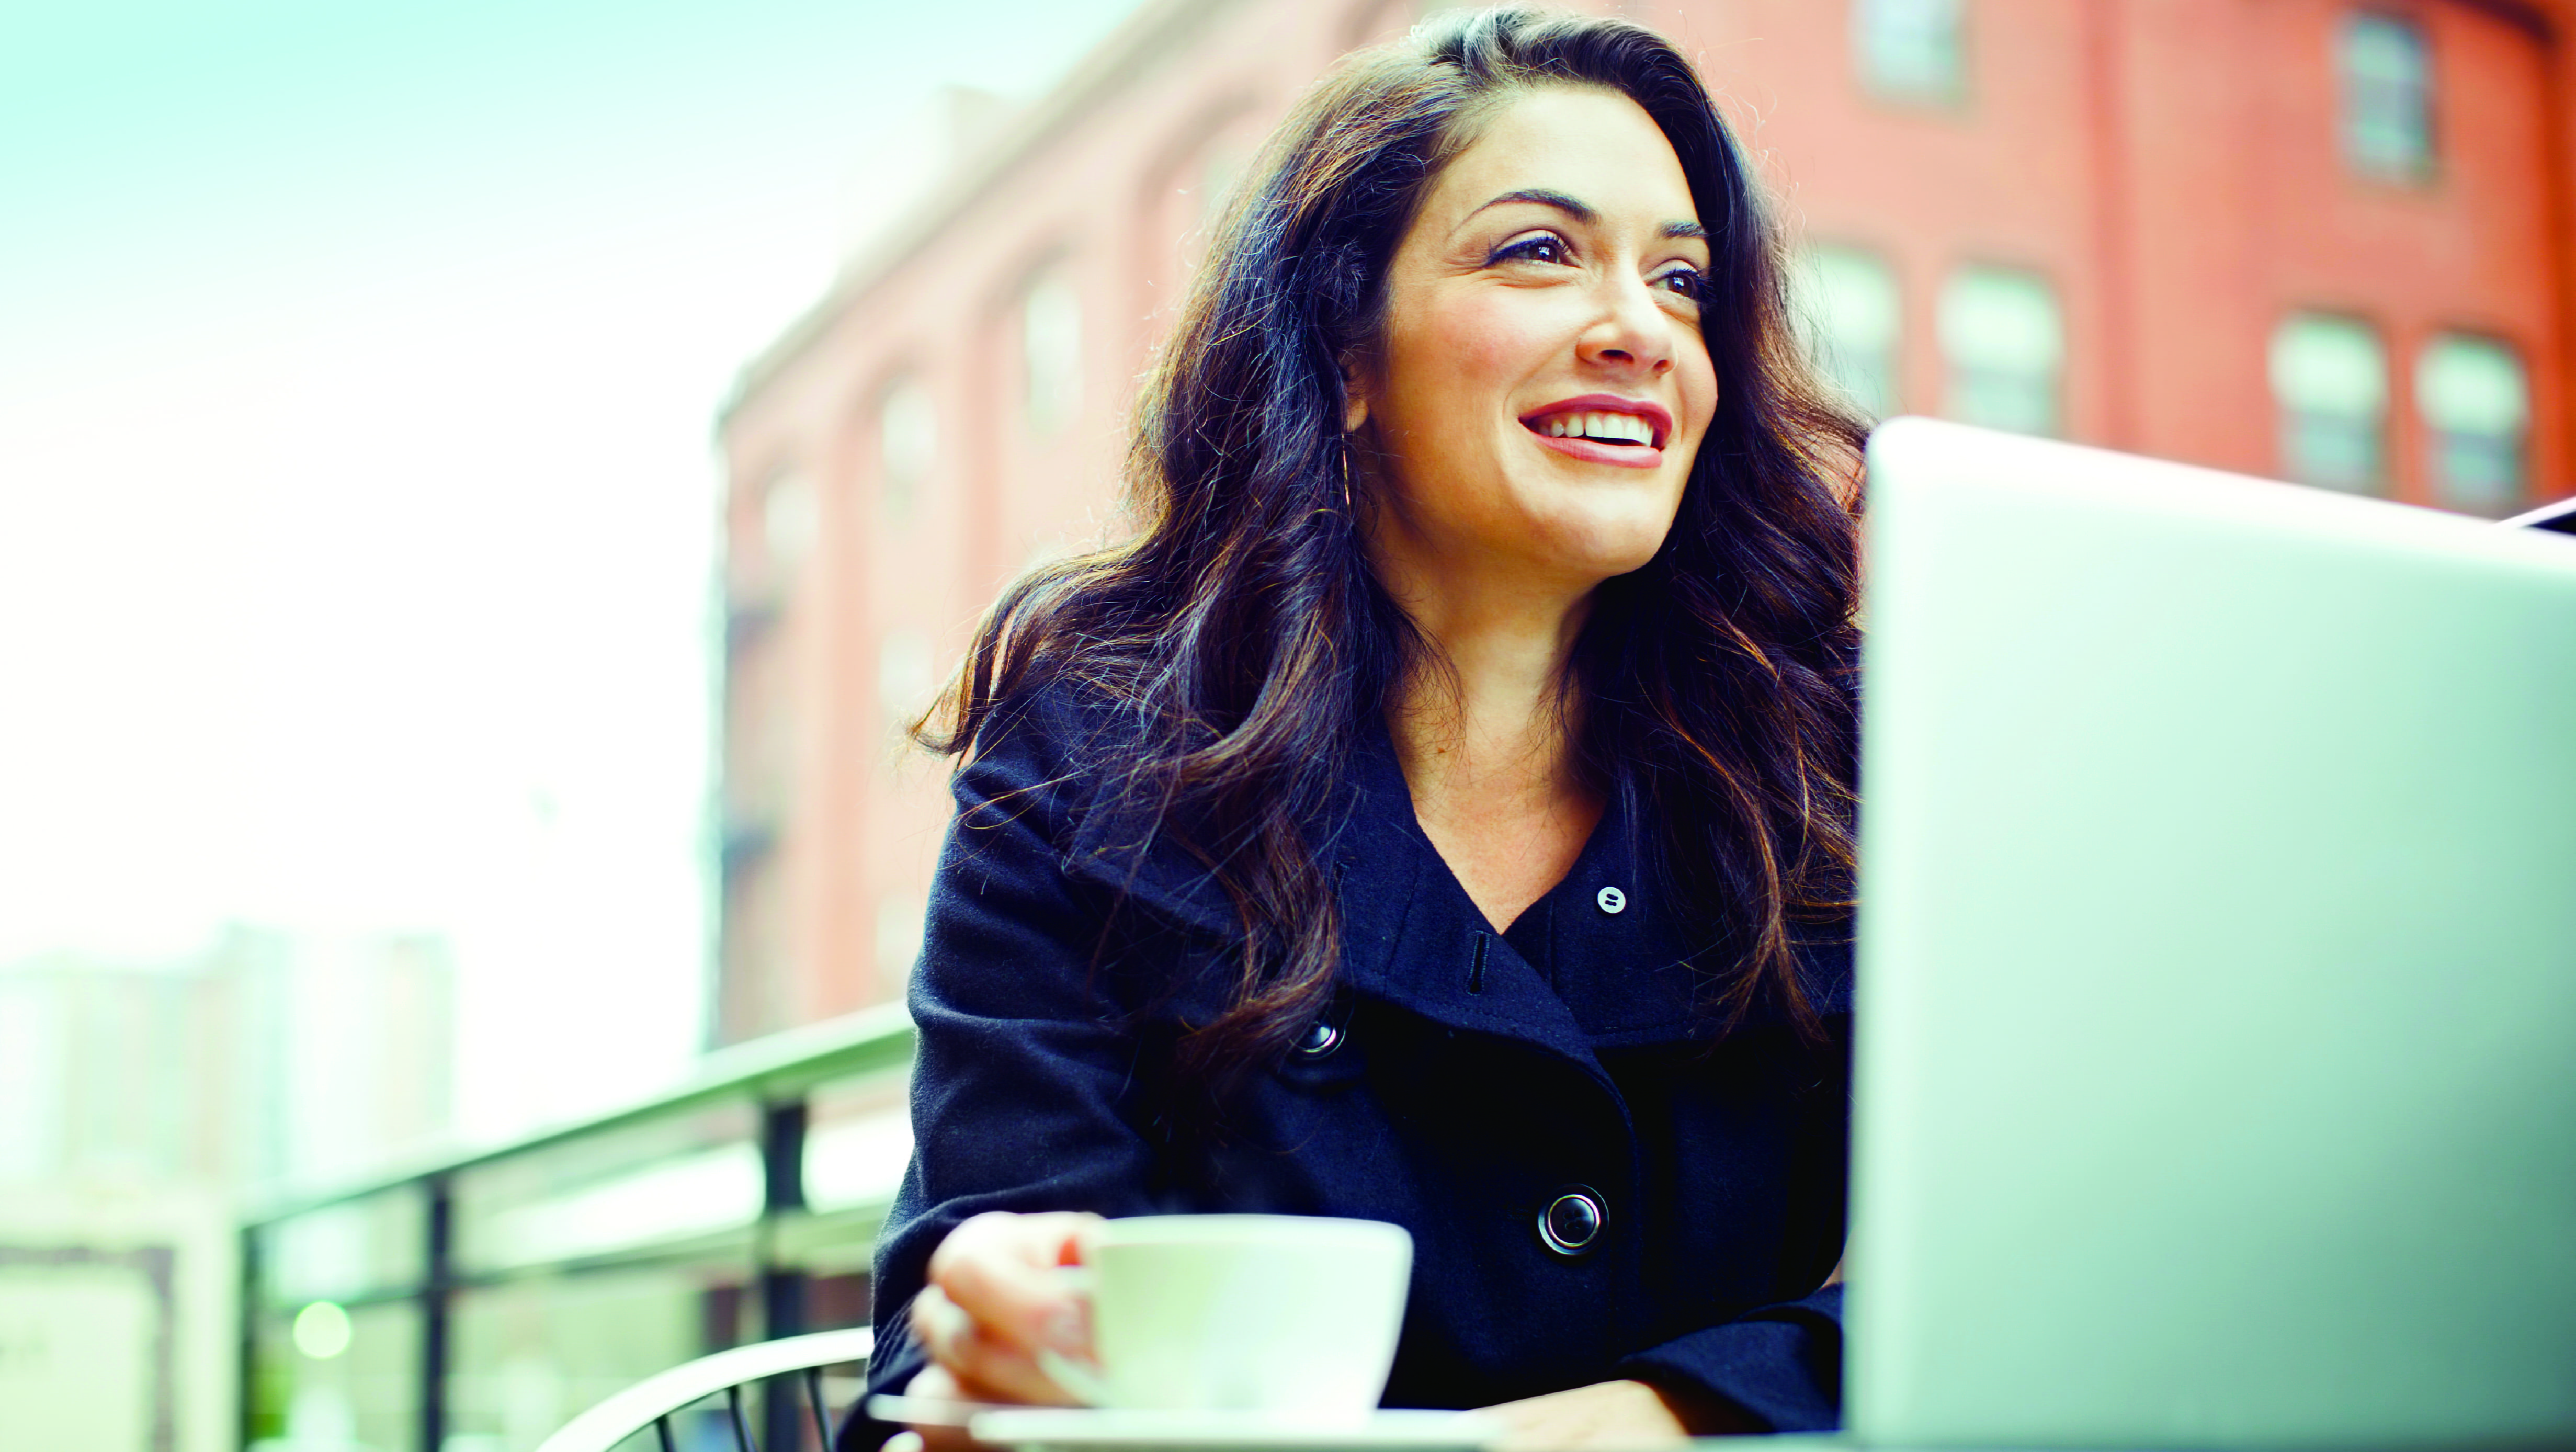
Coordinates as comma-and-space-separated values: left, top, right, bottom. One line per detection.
1375, 548, 1604, 931
1387, 593, 1584, 802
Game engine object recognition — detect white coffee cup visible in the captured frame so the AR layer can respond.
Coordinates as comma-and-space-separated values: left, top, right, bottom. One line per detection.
1041, 1213, 1414, 1417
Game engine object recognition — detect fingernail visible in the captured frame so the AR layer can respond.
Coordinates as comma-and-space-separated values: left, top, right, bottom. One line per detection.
888, 1434, 924, 1452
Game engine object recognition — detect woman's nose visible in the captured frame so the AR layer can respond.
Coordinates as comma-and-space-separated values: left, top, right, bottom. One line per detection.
1579, 276, 1676, 376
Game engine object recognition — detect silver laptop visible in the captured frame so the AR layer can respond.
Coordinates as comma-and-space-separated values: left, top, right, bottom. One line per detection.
1848, 418, 2576, 1447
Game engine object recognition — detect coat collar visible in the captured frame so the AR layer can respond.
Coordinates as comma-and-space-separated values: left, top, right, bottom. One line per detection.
1062, 708, 1775, 1064
1331, 723, 1727, 1062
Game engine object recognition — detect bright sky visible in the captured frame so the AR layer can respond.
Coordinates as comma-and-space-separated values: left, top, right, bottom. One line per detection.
0, 0, 1142, 1145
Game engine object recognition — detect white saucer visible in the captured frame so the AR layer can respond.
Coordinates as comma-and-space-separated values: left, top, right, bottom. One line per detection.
967, 1407, 1501, 1452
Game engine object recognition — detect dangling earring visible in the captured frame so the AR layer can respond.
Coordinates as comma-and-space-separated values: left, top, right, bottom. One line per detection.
1336, 437, 1356, 516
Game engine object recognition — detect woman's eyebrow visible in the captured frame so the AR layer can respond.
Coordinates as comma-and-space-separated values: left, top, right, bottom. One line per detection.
1470, 188, 1595, 223
1467, 189, 1707, 243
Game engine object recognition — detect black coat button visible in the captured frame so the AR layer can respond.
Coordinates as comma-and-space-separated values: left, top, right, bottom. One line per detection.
1537, 1186, 1605, 1256
1295, 1019, 1344, 1058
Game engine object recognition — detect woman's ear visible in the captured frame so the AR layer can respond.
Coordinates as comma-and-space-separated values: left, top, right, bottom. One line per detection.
1340, 353, 1374, 434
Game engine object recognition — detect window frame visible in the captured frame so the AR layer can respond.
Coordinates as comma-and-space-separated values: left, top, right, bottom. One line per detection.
1852, 0, 1972, 109
1935, 262, 2066, 439
2336, 9, 2438, 186
2414, 330, 2532, 516
2268, 310, 2393, 494
1018, 266, 1085, 440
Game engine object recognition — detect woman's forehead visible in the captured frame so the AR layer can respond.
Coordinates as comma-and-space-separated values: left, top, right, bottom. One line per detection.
1424, 87, 1699, 236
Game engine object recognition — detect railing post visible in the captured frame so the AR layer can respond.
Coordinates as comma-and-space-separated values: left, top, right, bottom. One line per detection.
240, 1223, 263, 1451
422, 1175, 453, 1452
759, 1099, 810, 1447
761, 1098, 808, 1227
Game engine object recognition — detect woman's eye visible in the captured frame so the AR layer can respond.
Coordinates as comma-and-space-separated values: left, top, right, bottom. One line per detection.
1492, 234, 1570, 267
1655, 267, 1707, 300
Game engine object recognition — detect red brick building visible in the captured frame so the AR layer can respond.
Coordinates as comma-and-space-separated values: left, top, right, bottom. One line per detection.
713, 0, 2575, 1042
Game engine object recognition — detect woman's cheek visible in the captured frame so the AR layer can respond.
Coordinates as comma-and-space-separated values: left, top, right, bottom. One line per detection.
1434, 294, 1572, 383
1680, 346, 1720, 430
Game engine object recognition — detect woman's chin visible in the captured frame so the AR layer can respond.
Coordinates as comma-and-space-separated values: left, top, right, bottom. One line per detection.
1514, 502, 1678, 583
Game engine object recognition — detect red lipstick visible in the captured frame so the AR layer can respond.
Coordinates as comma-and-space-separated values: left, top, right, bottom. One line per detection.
1518, 394, 1674, 469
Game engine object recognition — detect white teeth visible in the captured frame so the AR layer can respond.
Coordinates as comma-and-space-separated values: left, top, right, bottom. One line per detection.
1536, 409, 1655, 445
1535, 409, 1659, 443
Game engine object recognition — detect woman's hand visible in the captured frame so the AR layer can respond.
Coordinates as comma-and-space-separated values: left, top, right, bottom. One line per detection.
1486, 1378, 1756, 1448
909, 1210, 1103, 1404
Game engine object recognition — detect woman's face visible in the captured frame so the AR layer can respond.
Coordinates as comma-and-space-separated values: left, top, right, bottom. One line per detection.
1352, 85, 1717, 599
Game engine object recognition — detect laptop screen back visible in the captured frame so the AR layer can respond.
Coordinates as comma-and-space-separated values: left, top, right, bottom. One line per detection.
1849, 419, 2576, 1447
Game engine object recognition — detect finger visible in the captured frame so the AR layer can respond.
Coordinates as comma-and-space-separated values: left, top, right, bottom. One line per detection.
914, 1285, 1078, 1406
939, 1256, 1089, 1364
931, 1216, 1099, 1359
931, 1211, 1104, 1279
930, 1211, 1103, 1278
944, 1318, 1081, 1405
909, 1286, 970, 1367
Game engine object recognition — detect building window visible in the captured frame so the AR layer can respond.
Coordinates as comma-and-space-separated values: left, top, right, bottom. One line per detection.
1022, 271, 1082, 437
1937, 265, 2062, 436
879, 380, 935, 525
762, 470, 818, 581
1791, 245, 1902, 419
2269, 313, 2389, 492
2340, 12, 2434, 182
1855, 0, 1966, 104
2416, 333, 2529, 516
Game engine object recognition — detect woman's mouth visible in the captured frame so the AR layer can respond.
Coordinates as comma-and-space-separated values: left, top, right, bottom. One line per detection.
1519, 396, 1672, 469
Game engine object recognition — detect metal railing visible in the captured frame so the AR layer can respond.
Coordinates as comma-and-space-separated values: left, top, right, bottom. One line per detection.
240, 1003, 915, 1452
530, 1326, 873, 1452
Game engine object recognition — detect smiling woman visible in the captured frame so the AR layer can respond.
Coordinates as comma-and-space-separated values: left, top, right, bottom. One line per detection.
848, 8, 1865, 1449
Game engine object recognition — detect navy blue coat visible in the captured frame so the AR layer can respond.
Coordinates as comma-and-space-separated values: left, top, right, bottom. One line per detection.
845, 680, 1851, 1444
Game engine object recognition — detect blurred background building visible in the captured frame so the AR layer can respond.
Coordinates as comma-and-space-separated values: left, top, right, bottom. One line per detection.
1, 927, 455, 1452
0, 927, 453, 1194
713, 0, 2575, 1047
195, 1, 2575, 1448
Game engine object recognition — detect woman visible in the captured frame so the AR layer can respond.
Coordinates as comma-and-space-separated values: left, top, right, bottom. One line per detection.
849, 8, 1864, 1446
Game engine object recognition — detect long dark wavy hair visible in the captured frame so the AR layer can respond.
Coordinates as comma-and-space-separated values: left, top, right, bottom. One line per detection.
924, 6, 1865, 1091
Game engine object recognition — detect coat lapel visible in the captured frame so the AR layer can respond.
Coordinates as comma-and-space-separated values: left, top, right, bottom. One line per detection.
1053, 712, 1810, 1062
1334, 726, 1626, 1071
